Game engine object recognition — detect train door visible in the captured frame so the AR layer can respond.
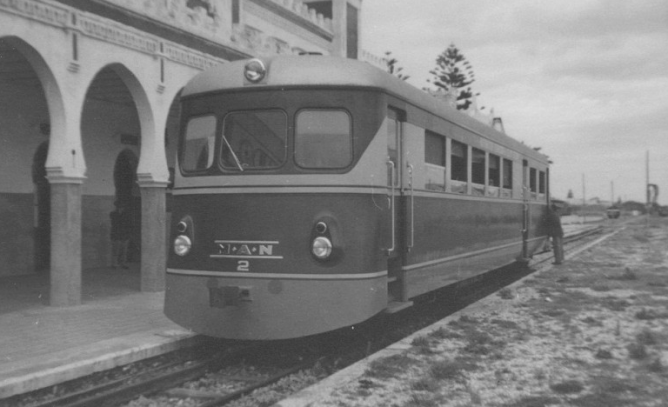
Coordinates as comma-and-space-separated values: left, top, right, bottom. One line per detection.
521, 159, 530, 259
386, 107, 412, 311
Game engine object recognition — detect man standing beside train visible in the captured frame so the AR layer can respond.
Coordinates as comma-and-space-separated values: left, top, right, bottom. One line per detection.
547, 203, 564, 265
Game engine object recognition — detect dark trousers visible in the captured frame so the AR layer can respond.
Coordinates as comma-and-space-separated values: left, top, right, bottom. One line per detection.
552, 235, 564, 264
112, 239, 129, 266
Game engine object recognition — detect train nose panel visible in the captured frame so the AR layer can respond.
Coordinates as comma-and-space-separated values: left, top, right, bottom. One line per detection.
207, 279, 252, 307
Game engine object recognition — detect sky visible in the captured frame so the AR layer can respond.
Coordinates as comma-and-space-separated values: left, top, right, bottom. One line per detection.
360, 0, 668, 204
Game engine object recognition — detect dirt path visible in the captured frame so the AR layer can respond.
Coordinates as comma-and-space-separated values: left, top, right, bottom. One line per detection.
296, 217, 668, 407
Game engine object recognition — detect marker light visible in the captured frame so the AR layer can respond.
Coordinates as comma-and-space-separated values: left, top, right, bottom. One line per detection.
312, 236, 332, 260
174, 235, 192, 256
315, 221, 328, 234
244, 59, 266, 83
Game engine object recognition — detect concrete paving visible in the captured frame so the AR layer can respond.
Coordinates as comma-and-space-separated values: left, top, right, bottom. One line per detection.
0, 266, 198, 399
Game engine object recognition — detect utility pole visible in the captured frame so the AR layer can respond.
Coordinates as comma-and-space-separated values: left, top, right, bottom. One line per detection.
646, 150, 650, 228
646, 151, 650, 207
582, 173, 586, 224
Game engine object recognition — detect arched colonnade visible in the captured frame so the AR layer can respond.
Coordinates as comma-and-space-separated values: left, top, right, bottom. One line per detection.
0, 4, 222, 305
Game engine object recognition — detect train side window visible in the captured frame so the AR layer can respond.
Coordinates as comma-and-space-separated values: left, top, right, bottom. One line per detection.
181, 115, 216, 172
471, 147, 485, 196
425, 130, 445, 191
502, 158, 513, 190
529, 167, 537, 192
471, 148, 485, 184
425, 131, 445, 166
450, 140, 468, 182
295, 110, 351, 168
488, 154, 500, 187
539, 170, 546, 194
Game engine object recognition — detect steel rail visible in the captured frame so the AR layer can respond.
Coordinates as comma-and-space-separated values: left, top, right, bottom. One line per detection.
28, 345, 260, 407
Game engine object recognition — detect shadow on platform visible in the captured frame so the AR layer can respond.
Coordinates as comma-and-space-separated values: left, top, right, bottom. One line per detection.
0, 264, 141, 315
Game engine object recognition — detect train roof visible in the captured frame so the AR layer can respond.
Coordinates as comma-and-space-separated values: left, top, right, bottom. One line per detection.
182, 56, 549, 164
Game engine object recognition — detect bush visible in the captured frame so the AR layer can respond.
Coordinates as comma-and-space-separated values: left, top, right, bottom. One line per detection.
550, 380, 584, 394
627, 343, 648, 360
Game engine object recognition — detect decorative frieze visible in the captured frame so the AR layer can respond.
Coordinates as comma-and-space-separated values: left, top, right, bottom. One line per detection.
78, 13, 160, 56
244, 0, 332, 51
163, 42, 221, 71
101, 0, 224, 38
265, 0, 333, 33
0, 0, 69, 28
2, 0, 334, 72
231, 24, 307, 56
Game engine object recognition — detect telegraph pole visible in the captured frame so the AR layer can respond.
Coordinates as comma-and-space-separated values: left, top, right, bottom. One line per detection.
582, 173, 586, 224
646, 151, 650, 227
646, 151, 650, 207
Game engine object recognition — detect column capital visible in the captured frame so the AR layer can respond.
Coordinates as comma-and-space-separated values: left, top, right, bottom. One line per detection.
45, 167, 86, 184
137, 172, 170, 188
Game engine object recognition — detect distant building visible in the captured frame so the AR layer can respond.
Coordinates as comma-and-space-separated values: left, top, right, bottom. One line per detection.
0, 0, 364, 305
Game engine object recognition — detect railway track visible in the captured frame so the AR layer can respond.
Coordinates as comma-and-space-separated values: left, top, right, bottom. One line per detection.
15, 223, 621, 407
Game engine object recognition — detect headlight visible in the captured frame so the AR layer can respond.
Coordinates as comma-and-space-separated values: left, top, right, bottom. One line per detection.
312, 236, 332, 260
244, 58, 266, 83
174, 235, 192, 256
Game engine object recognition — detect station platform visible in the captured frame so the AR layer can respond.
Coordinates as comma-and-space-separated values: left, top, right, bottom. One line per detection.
0, 265, 198, 399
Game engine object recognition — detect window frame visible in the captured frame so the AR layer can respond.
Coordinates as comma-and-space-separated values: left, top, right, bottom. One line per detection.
450, 139, 468, 183
425, 130, 446, 167
502, 158, 513, 190
471, 147, 486, 185
529, 167, 537, 193
294, 108, 353, 169
180, 114, 218, 174
488, 153, 501, 187
220, 109, 289, 171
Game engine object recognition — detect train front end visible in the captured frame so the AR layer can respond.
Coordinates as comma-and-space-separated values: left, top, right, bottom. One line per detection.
165, 57, 391, 340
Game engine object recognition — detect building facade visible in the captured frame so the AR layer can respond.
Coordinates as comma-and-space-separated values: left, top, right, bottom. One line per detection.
0, 0, 366, 306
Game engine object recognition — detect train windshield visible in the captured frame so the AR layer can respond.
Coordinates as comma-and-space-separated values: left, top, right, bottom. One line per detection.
221, 110, 287, 170
179, 89, 383, 175
182, 115, 216, 172
295, 110, 352, 169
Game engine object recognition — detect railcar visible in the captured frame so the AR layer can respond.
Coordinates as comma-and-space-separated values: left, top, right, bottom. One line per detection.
165, 56, 551, 340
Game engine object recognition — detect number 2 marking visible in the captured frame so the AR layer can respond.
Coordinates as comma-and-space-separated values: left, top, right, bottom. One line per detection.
237, 260, 249, 272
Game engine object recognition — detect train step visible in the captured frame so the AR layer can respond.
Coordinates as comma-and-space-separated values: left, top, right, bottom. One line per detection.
384, 300, 413, 314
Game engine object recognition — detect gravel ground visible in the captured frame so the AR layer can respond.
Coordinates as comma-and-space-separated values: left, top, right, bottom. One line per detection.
282, 217, 668, 407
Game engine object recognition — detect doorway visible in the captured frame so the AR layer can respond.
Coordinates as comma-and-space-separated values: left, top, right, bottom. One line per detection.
32, 141, 50, 273
113, 149, 141, 263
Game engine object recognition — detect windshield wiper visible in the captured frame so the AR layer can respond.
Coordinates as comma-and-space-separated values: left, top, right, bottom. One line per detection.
222, 135, 244, 172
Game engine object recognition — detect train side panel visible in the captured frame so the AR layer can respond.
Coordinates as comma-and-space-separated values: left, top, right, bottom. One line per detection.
402, 196, 526, 298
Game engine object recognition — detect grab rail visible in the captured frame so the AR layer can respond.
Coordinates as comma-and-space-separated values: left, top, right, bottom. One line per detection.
407, 162, 414, 250
387, 159, 395, 254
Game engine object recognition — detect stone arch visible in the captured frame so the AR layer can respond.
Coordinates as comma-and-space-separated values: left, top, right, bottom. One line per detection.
80, 63, 149, 269
104, 63, 159, 181
0, 36, 69, 176
0, 36, 65, 278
